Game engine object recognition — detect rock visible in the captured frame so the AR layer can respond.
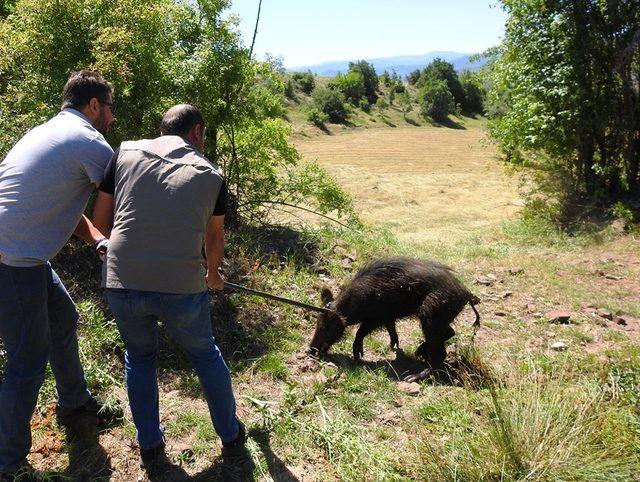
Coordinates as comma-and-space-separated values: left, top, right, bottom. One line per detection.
546, 310, 572, 324
508, 267, 524, 275
398, 382, 421, 395
495, 311, 508, 317
581, 302, 597, 310
340, 258, 354, 269
333, 246, 349, 257
596, 309, 613, 320
474, 274, 497, 286
501, 291, 513, 299
604, 274, 623, 280
614, 315, 628, 326
594, 318, 608, 327
551, 341, 568, 351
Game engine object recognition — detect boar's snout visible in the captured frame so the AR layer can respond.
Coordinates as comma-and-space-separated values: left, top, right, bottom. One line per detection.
309, 311, 346, 355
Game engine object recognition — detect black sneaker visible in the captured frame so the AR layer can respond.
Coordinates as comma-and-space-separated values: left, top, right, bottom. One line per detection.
221, 420, 246, 454
140, 440, 169, 476
221, 420, 250, 481
56, 395, 123, 428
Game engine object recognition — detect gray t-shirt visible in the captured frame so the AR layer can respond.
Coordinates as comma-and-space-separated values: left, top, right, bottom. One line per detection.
0, 109, 113, 266
104, 136, 224, 294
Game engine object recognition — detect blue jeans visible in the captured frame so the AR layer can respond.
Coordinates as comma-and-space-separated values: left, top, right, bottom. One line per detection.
0, 263, 91, 473
106, 289, 239, 450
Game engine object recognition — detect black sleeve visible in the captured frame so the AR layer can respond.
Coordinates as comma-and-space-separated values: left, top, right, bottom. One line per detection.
212, 180, 227, 216
98, 148, 119, 195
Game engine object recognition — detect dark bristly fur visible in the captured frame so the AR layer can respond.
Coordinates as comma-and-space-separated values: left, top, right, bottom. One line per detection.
309, 257, 480, 381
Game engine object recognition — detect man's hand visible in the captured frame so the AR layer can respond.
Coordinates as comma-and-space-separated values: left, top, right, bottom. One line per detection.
206, 268, 224, 291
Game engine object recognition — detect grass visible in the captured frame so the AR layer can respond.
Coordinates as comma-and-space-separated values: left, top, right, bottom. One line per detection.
6, 117, 639, 480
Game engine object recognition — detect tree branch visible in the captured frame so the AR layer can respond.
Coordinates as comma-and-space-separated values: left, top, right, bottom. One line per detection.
249, 0, 263, 60
240, 200, 357, 231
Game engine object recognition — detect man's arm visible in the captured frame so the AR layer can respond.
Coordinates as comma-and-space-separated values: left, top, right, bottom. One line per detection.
205, 215, 225, 290
73, 214, 106, 245
92, 191, 115, 238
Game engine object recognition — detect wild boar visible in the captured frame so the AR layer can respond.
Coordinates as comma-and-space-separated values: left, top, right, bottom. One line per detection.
308, 257, 480, 381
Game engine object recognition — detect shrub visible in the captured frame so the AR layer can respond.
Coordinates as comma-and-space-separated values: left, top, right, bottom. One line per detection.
358, 98, 371, 113
312, 87, 348, 123
306, 106, 328, 127
375, 97, 389, 111
284, 78, 296, 100
418, 78, 455, 122
397, 91, 412, 118
291, 70, 315, 95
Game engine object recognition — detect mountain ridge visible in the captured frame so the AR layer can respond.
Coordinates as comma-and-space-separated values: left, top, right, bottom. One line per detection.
288, 51, 485, 77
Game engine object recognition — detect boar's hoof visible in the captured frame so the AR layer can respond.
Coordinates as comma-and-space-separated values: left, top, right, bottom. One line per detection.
352, 340, 364, 361
404, 368, 432, 383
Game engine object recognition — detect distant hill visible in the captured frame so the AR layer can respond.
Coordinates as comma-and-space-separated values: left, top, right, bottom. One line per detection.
288, 51, 486, 77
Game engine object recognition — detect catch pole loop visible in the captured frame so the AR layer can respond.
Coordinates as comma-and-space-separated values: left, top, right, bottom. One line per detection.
221, 281, 333, 314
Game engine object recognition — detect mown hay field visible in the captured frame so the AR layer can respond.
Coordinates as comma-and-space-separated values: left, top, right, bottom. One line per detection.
295, 122, 521, 244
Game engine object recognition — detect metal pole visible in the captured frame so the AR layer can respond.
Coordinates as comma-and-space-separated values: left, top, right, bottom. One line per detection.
221, 281, 332, 314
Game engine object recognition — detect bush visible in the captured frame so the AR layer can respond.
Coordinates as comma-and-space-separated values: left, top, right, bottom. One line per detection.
291, 70, 315, 95
312, 87, 348, 123
418, 78, 455, 122
375, 97, 389, 111
418, 58, 465, 108
306, 107, 327, 127
397, 91, 412, 118
330, 72, 365, 105
284, 78, 296, 100
359, 98, 371, 113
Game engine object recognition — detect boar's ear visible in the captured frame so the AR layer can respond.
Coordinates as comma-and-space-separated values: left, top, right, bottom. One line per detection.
320, 287, 334, 305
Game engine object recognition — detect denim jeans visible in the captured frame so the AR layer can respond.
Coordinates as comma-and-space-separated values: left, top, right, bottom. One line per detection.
106, 289, 239, 450
0, 263, 91, 473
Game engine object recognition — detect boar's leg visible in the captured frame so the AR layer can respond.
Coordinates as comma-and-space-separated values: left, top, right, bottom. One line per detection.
352, 319, 380, 361
406, 299, 457, 382
385, 321, 399, 350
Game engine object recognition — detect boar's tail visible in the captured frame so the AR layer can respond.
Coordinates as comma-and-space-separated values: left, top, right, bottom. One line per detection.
469, 294, 481, 332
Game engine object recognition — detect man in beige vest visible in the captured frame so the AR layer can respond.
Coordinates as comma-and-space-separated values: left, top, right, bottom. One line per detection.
92, 105, 245, 475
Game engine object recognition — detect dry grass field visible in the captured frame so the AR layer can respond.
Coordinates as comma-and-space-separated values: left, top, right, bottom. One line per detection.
295, 122, 521, 243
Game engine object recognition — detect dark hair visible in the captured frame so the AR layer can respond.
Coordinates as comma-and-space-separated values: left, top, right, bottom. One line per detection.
161, 104, 204, 137
61, 70, 113, 110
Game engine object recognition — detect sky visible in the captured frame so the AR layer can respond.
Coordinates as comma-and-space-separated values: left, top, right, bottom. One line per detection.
226, 1, 508, 68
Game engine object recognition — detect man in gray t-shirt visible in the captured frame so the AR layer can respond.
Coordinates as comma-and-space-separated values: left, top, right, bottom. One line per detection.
0, 71, 118, 477
92, 105, 245, 474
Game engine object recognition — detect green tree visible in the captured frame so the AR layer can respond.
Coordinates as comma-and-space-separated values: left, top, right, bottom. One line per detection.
347, 60, 378, 104
0, 0, 16, 17
330, 71, 365, 105
291, 70, 315, 95
418, 78, 455, 122
397, 91, 412, 119
0, 0, 353, 222
459, 70, 484, 114
488, 0, 640, 202
312, 86, 348, 123
407, 69, 421, 85
418, 58, 465, 108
